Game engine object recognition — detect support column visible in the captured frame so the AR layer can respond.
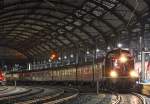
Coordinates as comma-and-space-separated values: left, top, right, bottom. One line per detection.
92, 49, 96, 82
141, 51, 145, 81
33, 59, 35, 70
85, 48, 88, 62
75, 46, 79, 85
28, 63, 31, 70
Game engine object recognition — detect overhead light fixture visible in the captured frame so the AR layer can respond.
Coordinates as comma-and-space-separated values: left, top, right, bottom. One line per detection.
58, 57, 61, 60
96, 48, 100, 52
117, 43, 122, 48
107, 46, 111, 50
70, 54, 74, 58
86, 51, 90, 55
64, 56, 67, 59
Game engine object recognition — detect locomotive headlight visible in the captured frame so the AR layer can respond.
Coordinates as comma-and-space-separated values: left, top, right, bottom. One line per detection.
119, 55, 128, 63
130, 70, 138, 78
110, 70, 118, 78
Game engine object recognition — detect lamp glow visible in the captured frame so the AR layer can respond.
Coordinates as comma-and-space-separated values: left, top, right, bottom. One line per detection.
70, 54, 74, 58
110, 70, 118, 78
107, 46, 111, 50
86, 51, 90, 55
64, 56, 67, 59
58, 57, 61, 60
50, 54, 56, 60
117, 43, 122, 48
119, 55, 128, 63
96, 48, 100, 52
130, 70, 138, 78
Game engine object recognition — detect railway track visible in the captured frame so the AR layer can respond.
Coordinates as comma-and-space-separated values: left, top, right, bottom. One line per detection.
15, 87, 79, 104
43, 87, 79, 104
0, 86, 147, 104
113, 93, 145, 104
0, 86, 79, 104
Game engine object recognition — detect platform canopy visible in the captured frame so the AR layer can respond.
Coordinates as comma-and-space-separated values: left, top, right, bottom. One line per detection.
0, 0, 150, 59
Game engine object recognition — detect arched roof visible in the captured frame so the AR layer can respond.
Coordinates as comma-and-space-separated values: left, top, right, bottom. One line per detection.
0, 0, 149, 58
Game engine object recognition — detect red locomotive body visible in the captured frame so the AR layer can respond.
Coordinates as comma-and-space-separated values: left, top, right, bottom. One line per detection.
104, 48, 138, 88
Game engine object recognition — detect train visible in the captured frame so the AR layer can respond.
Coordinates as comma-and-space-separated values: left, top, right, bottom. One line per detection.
103, 48, 138, 88
6, 62, 102, 83
6, 48, 138, 88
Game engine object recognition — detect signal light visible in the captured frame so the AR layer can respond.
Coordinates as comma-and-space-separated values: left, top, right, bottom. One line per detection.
50, 50, 58, 61
51, 54, 56, 59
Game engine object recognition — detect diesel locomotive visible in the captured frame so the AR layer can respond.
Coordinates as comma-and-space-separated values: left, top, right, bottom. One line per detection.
103, 48, 138, 88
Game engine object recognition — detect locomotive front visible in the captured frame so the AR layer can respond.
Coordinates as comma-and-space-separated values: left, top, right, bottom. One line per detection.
104, 49, 138, 88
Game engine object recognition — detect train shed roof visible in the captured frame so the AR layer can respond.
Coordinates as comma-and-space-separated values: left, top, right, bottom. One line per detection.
0, 0, 150, 60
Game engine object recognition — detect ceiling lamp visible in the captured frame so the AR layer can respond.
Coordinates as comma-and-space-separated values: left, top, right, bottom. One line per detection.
117, 43, 122, 48
70, 54, 74, 58
64, 56, 67, 59
86, 51, 90, 55
96, 48, 100, 52
107, 46, 111, 50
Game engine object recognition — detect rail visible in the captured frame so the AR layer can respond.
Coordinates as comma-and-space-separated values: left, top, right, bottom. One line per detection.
43, 87, 79, 104
14, 87, 79, 104
111, 93, 121, 104
132, 92, 146, 104
15, 88, 64, 104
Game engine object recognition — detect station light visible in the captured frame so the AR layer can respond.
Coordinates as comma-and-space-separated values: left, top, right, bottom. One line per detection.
28, 63, 31, 70
64, 56, 67, 59
49, 59, 51, 62
58, 57, 61, 60
117, 43, 122, 48
107, 46, 111, 50
70, 54, 74, 58
96, 48, 100, 52
86, 51, 90, 55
